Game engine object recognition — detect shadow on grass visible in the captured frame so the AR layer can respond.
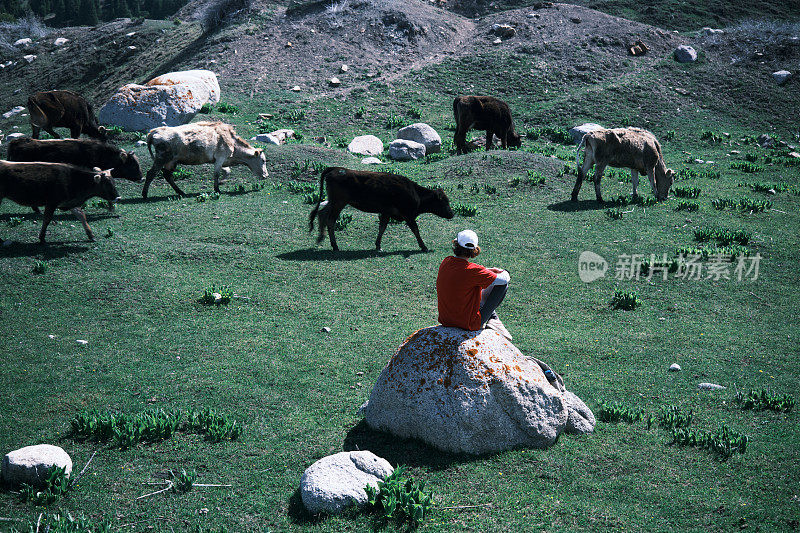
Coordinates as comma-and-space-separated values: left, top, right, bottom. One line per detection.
118, 193, 192, 205
547, 199, 605, 212
343, 420, 475, 471
0, 240, 89, 258
277, 248, 429, 261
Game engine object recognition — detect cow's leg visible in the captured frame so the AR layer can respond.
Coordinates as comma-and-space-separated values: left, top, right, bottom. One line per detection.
31, 124, 41, 139
454, 123, 467, 154
315, 202, 329, 244
213, 164, 230, 193
70, 127, 81, 139
44, 127, 61, 139
142, 162, 163, 199
647, 169, 658, 198
631, 169, 640, 198
38, 205, 57, 243
499, 131, 508, 149
405, 217, 428, 252
162, 168, 186, 197
71, 207, 94, 241
375, 214, 390, 251
325, 203, 346, 251
593, 162, 607, 203
485, 130, 494, 151
571, 155, 594, 201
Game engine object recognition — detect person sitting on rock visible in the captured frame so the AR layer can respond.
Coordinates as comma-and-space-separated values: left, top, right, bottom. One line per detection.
436, 229, 512, 340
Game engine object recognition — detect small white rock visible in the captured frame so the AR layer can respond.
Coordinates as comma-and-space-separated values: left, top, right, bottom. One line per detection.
492, 37, 502, 45
340, 64, 349, 72
48, 334, 56, 339
291, 85, 301, 92
772, 70, 792, 85
2, 106, 26, 119
13, 38, 32, 48
76, 339, 88, 345
361, 156, 384, 165
23, 54, 36, 63
212, 292, 222, 304
328, 77, 341, 87
125, 32, 136, 37
321, 326, 331, 333
698, 382, 726, 390
669, 363, 681, 372
53, 37, 69, 46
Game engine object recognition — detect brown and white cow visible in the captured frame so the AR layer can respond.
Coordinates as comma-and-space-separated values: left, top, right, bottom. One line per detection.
453, 95, 522, 155
143, 121, 268, 198
0, 161, 120, 243
572, 127, 674, 203
27, 90, 107, 140
309, 167, 454, 252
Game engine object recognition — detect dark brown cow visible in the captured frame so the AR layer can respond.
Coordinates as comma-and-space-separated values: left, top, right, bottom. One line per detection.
7, 137, 142, 182
453, 95, 522, 154
572, 127, 674, 203
27, 90, 107, 140
0, 161, 120, 243
309, 167, 454, 252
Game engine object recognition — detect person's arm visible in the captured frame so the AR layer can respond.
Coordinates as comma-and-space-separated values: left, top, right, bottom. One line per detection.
486, 269, 509, 288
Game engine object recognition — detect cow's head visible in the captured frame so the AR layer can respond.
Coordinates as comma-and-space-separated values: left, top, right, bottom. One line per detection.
94, 126, 108, 142
110, 151, 143, 182
247, 148, 269, 179
428, 187, 454, 220
655, 166, 674, 201
94, 170, 121, 206
508, 131, 522, 149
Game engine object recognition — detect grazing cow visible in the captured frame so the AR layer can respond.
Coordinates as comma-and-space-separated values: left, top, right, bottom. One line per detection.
143, 121, 268, 198
572, 127, 674, 203
309, 167, 454, 252
453, 95, 522, 155
27, 90, 107, 140
0, 161, 120, 243
7, 137, 142, 182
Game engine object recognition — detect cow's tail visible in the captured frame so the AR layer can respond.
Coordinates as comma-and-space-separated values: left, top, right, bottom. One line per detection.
146, 131, 155, 158
26, 96, 46, 129
308, 168, 329, 232
575, 134, 587, 172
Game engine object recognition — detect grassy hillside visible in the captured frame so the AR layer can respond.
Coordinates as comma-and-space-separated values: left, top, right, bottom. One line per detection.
0, 0, 799, 531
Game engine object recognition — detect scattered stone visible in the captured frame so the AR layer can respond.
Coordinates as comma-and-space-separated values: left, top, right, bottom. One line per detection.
674, 87, 690, 95
48, 334, 56, 339
125, 31, 136, 37
291, 85, 301, 92
136, 140, 147, 146
258, 113, 273, 120
361, 156, 384, 165
767, 189, 776, 195
285, 41, 292, 48
564, 390, 595, 435
127, 46, 137, 51
328, 77, 341, 87
772, 70, 792, 85
730, 150, 741, 155
2, 106, 26, 119
389, 139, 426, 161
700, 27, 723, 36
2, 444, 72, 487
693, 158, 705, 164
788, 152, 800, 159
570, 16, 582, 23
397, 123, 441, 154
674, 45, 698, 63
13, 38, 32, 48
22, 53, 36, 63
53, 37, 69, 46
5, 132, 26, 142
321, 326, 331, 333
698, 383, 726, 391
527, 13, 540, 19
705, 160, 715, 165
492, 37, 502, 45
569, 123, 604, 144
363, 326, 594, 454
300, 451, 393, 514
76, 339, 88, 345
347, 135, 383, 156
758, 134, 774, 148
491, 24, 516, 39
212, 292, 223, 304
669, 363, 681, 372
340, 64, 349, 72
252, 129, 295, 145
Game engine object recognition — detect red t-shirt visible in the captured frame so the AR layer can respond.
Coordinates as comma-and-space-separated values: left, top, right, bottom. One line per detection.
436, 256, 498, 331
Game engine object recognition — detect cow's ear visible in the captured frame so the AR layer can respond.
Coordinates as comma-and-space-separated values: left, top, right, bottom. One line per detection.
93, 173, 103, 184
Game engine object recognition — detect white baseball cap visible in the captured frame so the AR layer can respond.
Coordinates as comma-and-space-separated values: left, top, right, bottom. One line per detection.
457, 230, 479, 249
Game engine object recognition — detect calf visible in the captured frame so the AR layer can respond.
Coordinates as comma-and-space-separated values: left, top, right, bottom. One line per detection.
27, 90, 107, 140
309, 167, 454, 252
7, 137, 142, 182
0, 161, 120, 243
144, 121, 268, 198
453, 95, 522, 155
572, 127, 674, 203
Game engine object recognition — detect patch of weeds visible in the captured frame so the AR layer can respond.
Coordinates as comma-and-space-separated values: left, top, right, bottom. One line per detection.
365, 465, 433, 525
673, 186, 701, 198
469, 183, 480, 194
700, 130, 725, 143
285, 109, 306, 122
693, 228, 714, 242
112, 409, 182, 449
32, 260, 46, 274
452, 203, 478, 217
354, 105, 366, 119
484, 184, 497, 195
199, 103, 213, 114
744, 153, 759, 163
171, 469, 197, 493
215, 102, 239, 114
605, 208, 624, 220
19, 465, 71, 505
525, 170, 545, 185
561, 163, 577, 176
6, 216, 24, 227
735, 388, 795, 412
407, 106, 422, 119
200, 286, 232, 306
740, 181, 789, 193
652, 405, 693, 430
731, 161, 764, 173
507, 177, 520, 188
675, 200, 699, 211
172, 168, 194, 180
287, 181, 317, 195
664, 130, 676, 141
738, 197, 771, 212
334, 213, 353, 231
196, 192, 220, 203
386, 115, 404, 129
610, 290, 640, 310
597, 400, 644, 423
186, 407, 243, 442
712, 198, 737, 210
675, 245, 751, 263
105, 227, 114, 238
20, 513, 114, 532
715, 229, 751, 246
669, 423, 748, 461
303, 192, 324, 205
424, 152, 449, 163
290, 160, 328, 180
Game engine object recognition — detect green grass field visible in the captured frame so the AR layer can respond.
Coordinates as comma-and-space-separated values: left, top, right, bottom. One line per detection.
1, 4, 799, 531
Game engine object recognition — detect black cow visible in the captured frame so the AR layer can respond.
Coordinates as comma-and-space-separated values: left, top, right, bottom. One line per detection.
453, 95, 522, 154
7, 137, 142, 182
0, 161, 120, 243
27, 90, 107, 141
309, 167, 454, 252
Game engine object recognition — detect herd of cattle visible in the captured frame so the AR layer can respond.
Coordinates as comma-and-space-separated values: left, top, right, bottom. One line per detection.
0, 89, 674, 248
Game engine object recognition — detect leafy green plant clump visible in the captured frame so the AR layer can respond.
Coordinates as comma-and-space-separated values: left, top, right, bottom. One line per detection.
14, 513, 114, 533
670, 423, 748, 461
525, 170, 546, 185
19, 465, 71, 505
675, 200, 699, 211
610, 291, 640, 310
285, 109, 306, 122
32, 260, 46, 274
365, 466, 433, 525
196, 192, 221, 203
386, 114, 404, 129
712, 198, 737, 210
731, 161, 764, 173
187, 407, 244, 442
652, 405, 693, 430
216, 102, 239, 114
452, 203, 478, 217
334, 213, 353, 231
700, 130, 725, 143
286, 181, 316, 195
673, 186, 701, 199
735, 388, 795, 412
173, 167, 194, 180
200, 286, 232, 306
199, 103, 213, 114
6, 216, 23, 227
597, 400, 644, 423
738, 197, 771, 212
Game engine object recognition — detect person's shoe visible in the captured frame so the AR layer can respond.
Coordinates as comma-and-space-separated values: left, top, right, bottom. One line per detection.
485, 316, 512, 341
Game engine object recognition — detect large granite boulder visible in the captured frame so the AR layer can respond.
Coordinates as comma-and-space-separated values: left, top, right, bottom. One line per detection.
300, 451, 393, 514
389, 139, 426, 161
363, 326, 594, 454
397, 123, 441, 154
674, 45, 698, 63
2, 444, 72, 487
146, 70, 221, 104
98, 83, 208, 131
347, 135, 384, 156
569, 123, 604, 144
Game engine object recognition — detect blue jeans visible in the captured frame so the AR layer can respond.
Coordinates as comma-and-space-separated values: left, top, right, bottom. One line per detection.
479, 283, 508, 327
